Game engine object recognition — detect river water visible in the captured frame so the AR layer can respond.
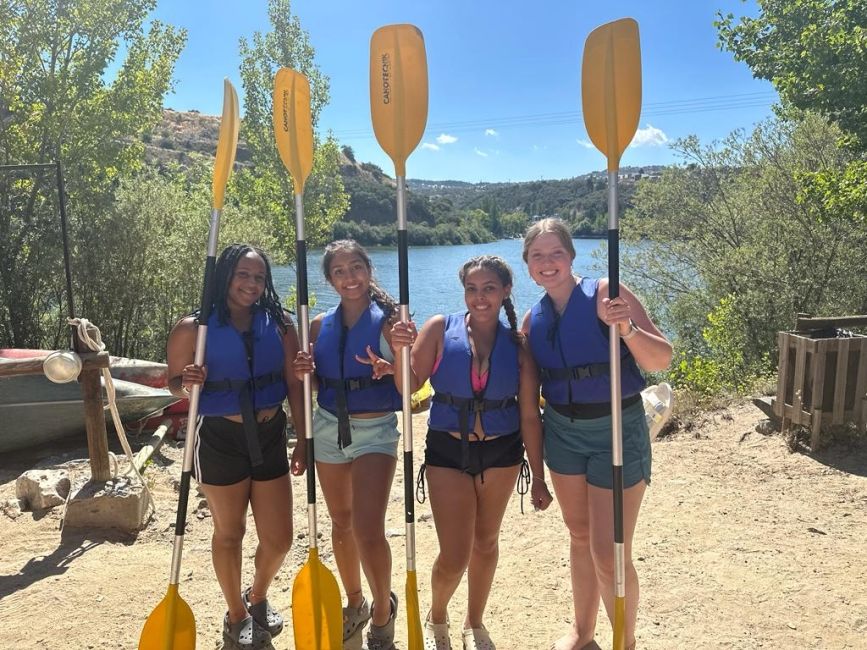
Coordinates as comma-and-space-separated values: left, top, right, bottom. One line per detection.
272, 238, 606, 325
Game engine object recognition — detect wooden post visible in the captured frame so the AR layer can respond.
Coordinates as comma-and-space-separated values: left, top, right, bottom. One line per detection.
73, 333, 112, 482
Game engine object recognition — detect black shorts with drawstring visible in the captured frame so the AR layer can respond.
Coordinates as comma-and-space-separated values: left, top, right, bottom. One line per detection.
193, 409, 289, 486
423, 428, 524, 476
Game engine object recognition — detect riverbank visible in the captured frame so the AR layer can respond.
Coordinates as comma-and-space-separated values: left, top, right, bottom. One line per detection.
1, 399, 865, 649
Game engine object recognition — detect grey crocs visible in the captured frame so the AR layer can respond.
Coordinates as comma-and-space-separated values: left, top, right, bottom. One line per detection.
242, 587, 283, 637
343, 596, 371, 641
366, 591, 398, 650
222, 612, 272, 650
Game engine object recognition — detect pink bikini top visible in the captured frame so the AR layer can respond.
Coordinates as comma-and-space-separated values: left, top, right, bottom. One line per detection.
431, 354, 489, 393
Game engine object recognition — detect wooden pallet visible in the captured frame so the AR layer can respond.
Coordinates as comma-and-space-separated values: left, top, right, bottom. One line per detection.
772, 332, 867, 450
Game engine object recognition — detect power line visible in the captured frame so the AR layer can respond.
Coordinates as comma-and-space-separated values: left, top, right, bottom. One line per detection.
332, 91, 777, 141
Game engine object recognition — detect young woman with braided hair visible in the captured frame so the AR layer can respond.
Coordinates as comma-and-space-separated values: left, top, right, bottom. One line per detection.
389, 254, 553, 650
166, 243, 306, 650
292, 239, 403, 650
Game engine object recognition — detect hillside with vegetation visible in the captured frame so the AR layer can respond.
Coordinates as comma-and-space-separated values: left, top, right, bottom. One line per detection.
140, 112, 654, 245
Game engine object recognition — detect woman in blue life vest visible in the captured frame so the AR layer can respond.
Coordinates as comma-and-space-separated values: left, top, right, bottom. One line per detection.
521, 219, 672, 650
389, 255, 553, 650
166, 244, 306, 650
292, 239, 402, 650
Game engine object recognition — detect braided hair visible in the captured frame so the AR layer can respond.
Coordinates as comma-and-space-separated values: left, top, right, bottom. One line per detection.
210, 244, 287, 334
322, 239, 398, 320
458, 254, 523, 342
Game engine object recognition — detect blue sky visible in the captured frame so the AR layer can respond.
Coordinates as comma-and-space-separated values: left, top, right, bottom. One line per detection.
149, 0, 776, 183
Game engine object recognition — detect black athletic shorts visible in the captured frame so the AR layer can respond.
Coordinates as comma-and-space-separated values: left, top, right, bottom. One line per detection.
423, 429, 524, 476
193, 409, 290, 486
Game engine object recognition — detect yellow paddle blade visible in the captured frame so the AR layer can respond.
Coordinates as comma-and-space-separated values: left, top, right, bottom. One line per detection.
292, 549, 343, 650
406, 570, 424, 650
581, 18, 641, 171
138, 584, 196, 650
370, 24, 429, 177
273, 68, 314, 196
212, 78, 240, 209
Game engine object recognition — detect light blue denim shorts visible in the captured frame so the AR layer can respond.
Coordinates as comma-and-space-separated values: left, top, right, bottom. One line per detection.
542, 399, 651, 489
312, 407, 400, 464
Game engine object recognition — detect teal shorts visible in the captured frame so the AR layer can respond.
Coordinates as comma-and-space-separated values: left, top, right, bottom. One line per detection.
543, 399, 651, 489
312, 407, 400, 464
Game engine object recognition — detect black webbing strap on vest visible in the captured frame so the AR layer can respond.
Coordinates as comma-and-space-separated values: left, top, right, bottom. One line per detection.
319, 374, 394, 449
432, 393, 517, 470
203, 371, 283, 467
539, 356, 639, 382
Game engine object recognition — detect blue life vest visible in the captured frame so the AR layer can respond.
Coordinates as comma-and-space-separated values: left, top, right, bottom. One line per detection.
314, 301, 402, 447
199, 309, 287, 466
528, 278, 645, 406
429, 312, 520, 448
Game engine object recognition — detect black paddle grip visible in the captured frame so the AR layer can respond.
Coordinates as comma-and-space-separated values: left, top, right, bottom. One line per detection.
295, 239, 308, 306
175, 470, 193, 536
398, 230, 409, 306
404, 450, 414, 523
306, 439, 316, 504
199, 256, 217, 322
608, 229, 619, 300
612, 465, 624, 543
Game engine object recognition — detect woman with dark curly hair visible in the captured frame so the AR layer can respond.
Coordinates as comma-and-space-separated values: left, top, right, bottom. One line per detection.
167, 243, 306, 650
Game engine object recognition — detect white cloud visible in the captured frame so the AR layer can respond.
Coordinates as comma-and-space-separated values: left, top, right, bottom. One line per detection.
474, 148, 488, 157
421, 142, 440, 151
484, 128, 498, 137
436, 133, 458, 145
576, 138, 595, 149
630, 124, 668, 147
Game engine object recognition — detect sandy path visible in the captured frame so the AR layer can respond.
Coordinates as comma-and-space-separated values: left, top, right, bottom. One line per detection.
0, 400, 865, 649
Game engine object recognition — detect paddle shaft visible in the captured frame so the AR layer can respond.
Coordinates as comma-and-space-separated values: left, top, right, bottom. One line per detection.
607, 170, 627, 628
293, 193, 320, 547
391, 177, 418, 572
168, 209, 219, 587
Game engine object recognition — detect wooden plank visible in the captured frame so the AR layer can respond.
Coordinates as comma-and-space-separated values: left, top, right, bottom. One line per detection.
133, 419, 172, 474
774, 332, 790, 417
810, 339, 828, 412
791, 335, 808, 423
854, 338, 867, 434
832, 338, 850, 425
811, 409, 824, 450
795, 315, 867, 331
809, 339, 828, 450
0, 351, 110, 378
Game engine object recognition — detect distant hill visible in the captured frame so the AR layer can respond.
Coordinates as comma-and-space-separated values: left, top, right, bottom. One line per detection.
144, 109, 663, 237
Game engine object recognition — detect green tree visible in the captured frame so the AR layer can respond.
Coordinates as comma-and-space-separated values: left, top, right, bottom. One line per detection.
717, 1, 867, 223
235, 0, 348, 261
0, 0, 186, 347
717, 0, 867, 147
499, 210, 529, 238
623, 114, 867, 391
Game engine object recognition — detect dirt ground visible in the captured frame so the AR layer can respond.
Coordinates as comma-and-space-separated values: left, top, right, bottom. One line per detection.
1, 400, 866, 650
